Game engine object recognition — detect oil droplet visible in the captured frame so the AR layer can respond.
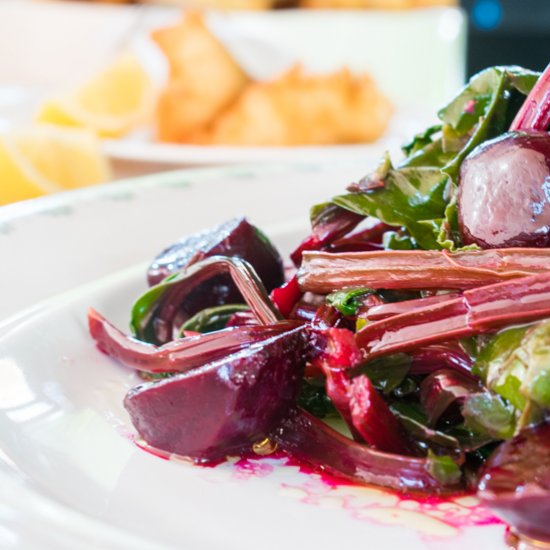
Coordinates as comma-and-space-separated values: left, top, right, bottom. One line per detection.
252, 438, 278, 456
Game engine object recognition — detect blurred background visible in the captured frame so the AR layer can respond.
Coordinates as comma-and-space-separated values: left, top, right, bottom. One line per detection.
0, 0, 548, 205
461, 0, 549, 75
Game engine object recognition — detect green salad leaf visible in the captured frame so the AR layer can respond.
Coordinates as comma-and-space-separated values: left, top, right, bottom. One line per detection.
473, 320, 550, 413
462, 392, 516, 440
382, 230, 417, 250
180, 304, 249, 334
438, 65, 539, 180
298, 381, 337, 418
333, 158, 451, 249
130, 273, 180, 342
315, 66, 539, 252
426, 451, 462, 485
361, 354, 411, 395
326, 288, 373, 316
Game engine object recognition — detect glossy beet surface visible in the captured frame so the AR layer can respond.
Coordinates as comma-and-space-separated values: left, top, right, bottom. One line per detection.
458, 132, 550, 248
146, 218, 284, 322
477, 421, 550, 541
148, 218, 283, 287
124, 327, 306, 463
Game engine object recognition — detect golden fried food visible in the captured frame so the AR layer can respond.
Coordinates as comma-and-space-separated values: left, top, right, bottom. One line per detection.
159, 0, 281, 9
195, 66, 393, 146
151, 12, 392, 146
151, 12, 250, 142
300, 0, 455, 8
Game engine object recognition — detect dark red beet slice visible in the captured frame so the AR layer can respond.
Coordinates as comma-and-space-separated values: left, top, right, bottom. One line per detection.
146, 218, 284, 323
457, 132, 550, 248
477, 421, 550, 542
148, 218, 283, 287
124, 326, 306, 463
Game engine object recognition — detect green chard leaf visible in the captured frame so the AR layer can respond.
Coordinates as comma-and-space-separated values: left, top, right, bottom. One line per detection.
361, 354, 411, 395
391, 377, 418, 398
473, 325, 529, 409
390, 400, 428, 424
520, 321, 550, 408
130, 273, 181, 342
438, 65, 539, 180
180, 304, 249, 334
426, 451, 462, 485
298, 380, 337, 418
391, 404, 462, 456
382, 230, 417, 250
401, 124, 442, 157
333, 161, 451, 250
462, 392, 516, 440
444, 424, 494, 452
435, 193, 478, 252
473, 320, 550, 414
321, 65, 539, 253
326, 288, 373, 316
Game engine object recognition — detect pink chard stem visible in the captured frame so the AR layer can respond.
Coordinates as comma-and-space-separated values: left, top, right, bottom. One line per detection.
298, 248, 550, 293
356, 272, 550, 360
89, 307, 300, 374
510, 62, 550, 132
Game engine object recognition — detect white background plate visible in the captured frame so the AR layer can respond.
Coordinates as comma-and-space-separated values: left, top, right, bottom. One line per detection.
0, 164, 506, 549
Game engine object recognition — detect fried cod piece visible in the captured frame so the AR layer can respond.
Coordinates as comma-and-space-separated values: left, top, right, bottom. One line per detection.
300, 0, 455, 8
151, 12, 250, 142
166, 0, 282, 9
196, 66, 393, 146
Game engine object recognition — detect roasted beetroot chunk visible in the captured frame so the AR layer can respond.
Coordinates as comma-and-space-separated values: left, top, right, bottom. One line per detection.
148, 217, 284, 287
477, 421, 550, 542
458, 132, 550, 248
124, 326, 306, 463
145, 218, 284, 327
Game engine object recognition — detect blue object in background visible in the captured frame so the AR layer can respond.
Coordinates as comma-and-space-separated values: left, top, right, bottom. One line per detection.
461, 0, 550, 76
472, 0, 502, 30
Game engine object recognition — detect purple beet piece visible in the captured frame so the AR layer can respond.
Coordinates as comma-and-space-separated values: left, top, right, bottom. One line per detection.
147, 217, 284, 289
124, 326, 306, 463
477, 421, 550, 542
457, 132, 550, 248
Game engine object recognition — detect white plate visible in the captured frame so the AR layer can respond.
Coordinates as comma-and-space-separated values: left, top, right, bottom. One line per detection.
101, 109, 430, 174
0, 164, 506, 549
0, 160, 373, 320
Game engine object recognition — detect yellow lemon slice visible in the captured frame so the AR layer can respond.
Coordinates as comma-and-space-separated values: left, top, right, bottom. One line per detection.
37, 53, 154, 138
0, 124, 111, 206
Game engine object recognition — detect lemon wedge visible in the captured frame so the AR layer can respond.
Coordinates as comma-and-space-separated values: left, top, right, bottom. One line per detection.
0, 124, 111, 206
36, 53, 153, 138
